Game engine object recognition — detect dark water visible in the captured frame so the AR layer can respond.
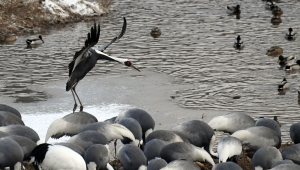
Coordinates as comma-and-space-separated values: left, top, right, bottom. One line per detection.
1, 0, 300, 142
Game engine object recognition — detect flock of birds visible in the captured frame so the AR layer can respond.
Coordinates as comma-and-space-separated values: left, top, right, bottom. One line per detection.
0, 0, 300, 169
230, 0, 298, 92
2, 102, 300, 170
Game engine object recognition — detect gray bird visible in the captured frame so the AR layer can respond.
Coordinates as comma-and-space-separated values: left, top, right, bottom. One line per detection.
208, 112, 255, 134
270, 163, 300, 170
117, 144, 147, 170
80, 122, 138, 145
0, 125, 40, 144
161, 160, 201, 170
67, 131, 108, 150
160, 142, 215, 166
0, 111, 24, 126
0, 114, 5, 126
45, 111, 98, 142
271, 160, 294, 168
171, 120, 214, 152
290, 122, 300, 144
281, 144, 300, 164
3, 135, 36, 160
104, 116, 117, 124
145, 130, 184, 144
118, 118, 142, 145
255, 117, 281, 136
84, 144, 113, 170
0, 104, 21, 118
115, 108, 155, 143
212, 162, 242, 170
66, 17, 140, 112
252, 146, 282, 169
144, 139, 167, 161
231, 126, 281, 150
0, 138, 24, 170
147, 158, 167, 170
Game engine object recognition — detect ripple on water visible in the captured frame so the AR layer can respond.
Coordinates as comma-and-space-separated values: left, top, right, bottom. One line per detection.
0, 0, 300, 142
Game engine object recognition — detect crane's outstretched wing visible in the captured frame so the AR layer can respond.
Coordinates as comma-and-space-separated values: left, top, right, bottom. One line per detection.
68, 23, 100, 76
96, 17, 126, 52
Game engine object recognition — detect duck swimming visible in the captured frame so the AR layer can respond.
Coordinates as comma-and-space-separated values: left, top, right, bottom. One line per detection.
26, 35, 44, 45
277, 55, 295, 66
226, 4, 241, 15
285, 60, 300, 71
265, 0, 277, 10
150, 27, 162, 38
285, 28, 297, 41
233, 35, 244, 50
266, 46, 283, 56
278, 78, 290, 90
272, 6, 283, 16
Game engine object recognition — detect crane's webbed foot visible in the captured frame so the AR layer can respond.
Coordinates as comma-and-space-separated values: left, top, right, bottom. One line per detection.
73, 103, 77, 113
80, 105, 83, 112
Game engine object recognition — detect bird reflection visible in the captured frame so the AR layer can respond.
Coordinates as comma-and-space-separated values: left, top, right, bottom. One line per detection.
271, 15, 282, 25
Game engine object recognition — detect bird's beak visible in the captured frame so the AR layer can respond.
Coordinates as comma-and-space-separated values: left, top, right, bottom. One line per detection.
277, 59, 280, 63
131, 64, 140, 72
238, 8, 240, 11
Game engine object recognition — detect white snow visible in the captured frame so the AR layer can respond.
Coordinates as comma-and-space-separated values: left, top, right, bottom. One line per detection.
43, 0, 105, 18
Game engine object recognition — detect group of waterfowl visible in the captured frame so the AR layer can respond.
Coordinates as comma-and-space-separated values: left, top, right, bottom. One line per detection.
229, 0, 298, 92
2, 102, 300, 170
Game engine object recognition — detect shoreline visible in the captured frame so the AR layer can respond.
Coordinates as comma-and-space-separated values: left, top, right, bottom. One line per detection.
0, 0, 108, 42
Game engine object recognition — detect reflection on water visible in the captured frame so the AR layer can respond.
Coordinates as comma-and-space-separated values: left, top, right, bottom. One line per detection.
0, 0, 300, 142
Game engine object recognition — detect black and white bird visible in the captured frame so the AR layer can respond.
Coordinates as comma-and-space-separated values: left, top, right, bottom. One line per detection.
252, 146, 282, 170
226, 4, 241, 15
278, 78, 290, 90
84, 144, 113, 170
0, 138, 24, 170
117, 144, 147, 170
66, 17, 140, 112
209, 135, 242, 163
29, 143, 86, 170
208, 112, 255, 134
45, 111, 98, 142
26, 35, 44, 45
118, 118, 143, 145
285, 27, 297, 41
233, 35, 245, 50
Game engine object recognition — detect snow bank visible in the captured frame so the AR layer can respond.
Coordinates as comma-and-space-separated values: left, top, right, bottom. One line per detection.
43, 0, 105, 18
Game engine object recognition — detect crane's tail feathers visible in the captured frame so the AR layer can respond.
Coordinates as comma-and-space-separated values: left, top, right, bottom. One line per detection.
111, 124, 136, 144
209, 134, 219, 157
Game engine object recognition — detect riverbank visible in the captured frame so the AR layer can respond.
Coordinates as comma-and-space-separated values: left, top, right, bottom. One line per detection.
0, 0, 110, 42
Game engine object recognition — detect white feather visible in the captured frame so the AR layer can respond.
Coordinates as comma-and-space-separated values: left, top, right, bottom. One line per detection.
95, 49, 128, 63
87, 162, 97, 170
40, 145, 86, 170
138, 165, 147, 170
217, 137, 242, 163
45, 118, 84, 142
255, 166, 263, 170
108, 124, 136, 145
14, 162, 22, 170
208, 116, 229, 131
107, 163, 114, 170
145, 128, 153, 138
193, 146, 215, 166
209, 134, 218, 157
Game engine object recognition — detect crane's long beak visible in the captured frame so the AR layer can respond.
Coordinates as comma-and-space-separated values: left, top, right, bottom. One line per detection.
131, 64, 140, 72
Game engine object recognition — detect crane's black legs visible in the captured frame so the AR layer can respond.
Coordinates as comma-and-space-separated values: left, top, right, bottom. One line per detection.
71, 89, 78, 112
71, 83, 84, 112
73, 86, 84, 112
